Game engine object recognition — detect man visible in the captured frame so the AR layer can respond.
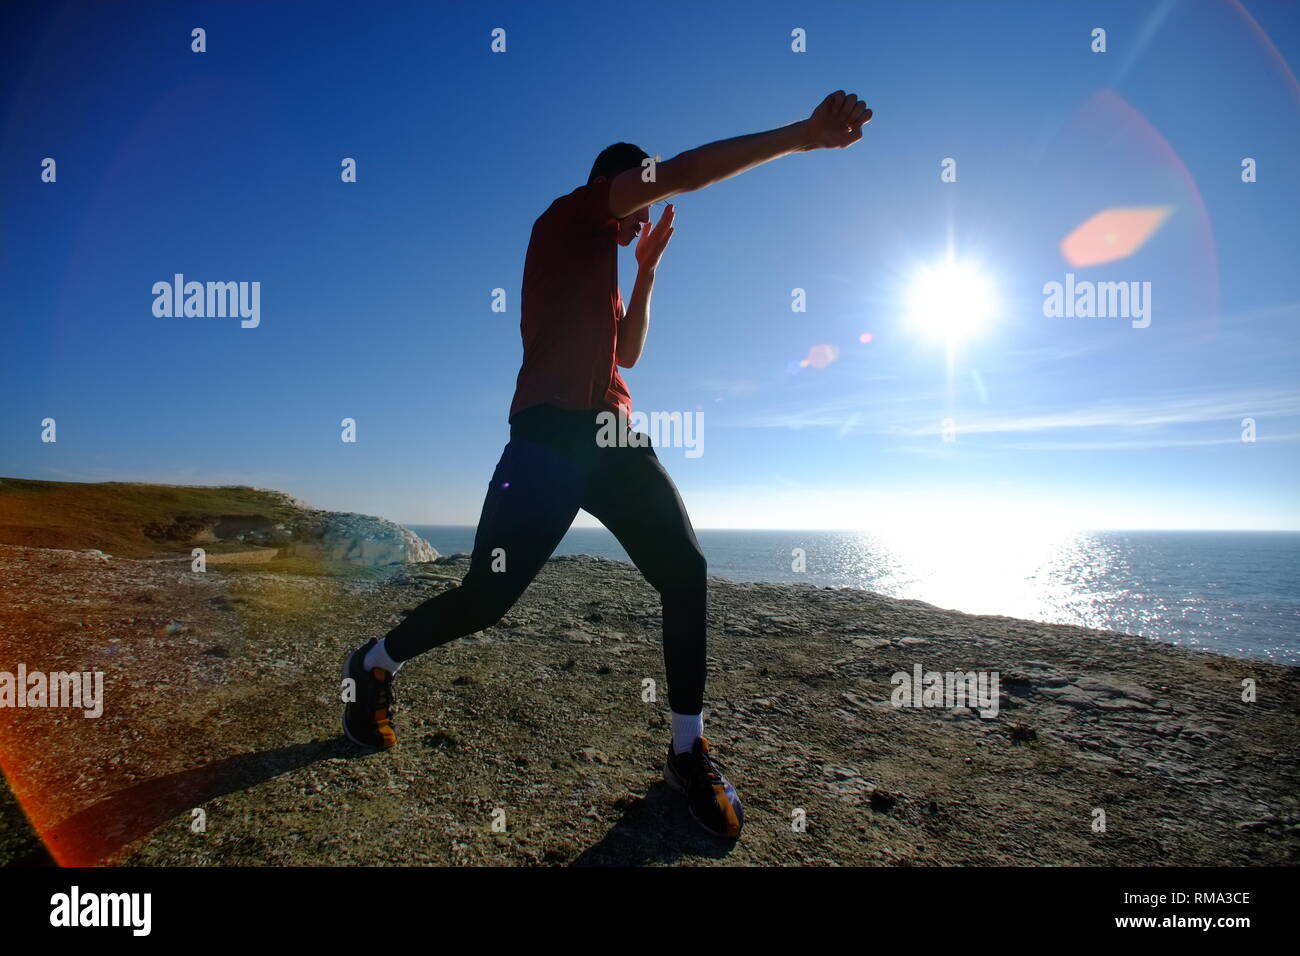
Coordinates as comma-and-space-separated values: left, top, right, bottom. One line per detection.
343, 90, 872, 839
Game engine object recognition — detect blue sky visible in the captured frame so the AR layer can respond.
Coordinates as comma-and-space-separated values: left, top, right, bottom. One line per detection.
2, 0, 1298, 531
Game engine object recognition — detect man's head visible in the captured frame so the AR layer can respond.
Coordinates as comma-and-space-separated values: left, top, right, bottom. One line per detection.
589, 142, 651, 246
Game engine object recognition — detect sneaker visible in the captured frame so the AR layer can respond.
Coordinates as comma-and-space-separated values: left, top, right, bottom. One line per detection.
664, 736, 744, 838
341, 638, 398, 750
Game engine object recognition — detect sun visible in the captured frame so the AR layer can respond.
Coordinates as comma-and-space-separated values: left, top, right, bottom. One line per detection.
904, 259, 997, 346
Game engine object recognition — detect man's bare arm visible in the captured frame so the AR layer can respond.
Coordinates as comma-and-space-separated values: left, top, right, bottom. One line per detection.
617, 204, 675, 368
616, 265, 655, 368
607, 90, 871, 219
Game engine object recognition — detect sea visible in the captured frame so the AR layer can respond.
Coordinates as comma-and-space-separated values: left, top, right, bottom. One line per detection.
407, 526, 1300, 666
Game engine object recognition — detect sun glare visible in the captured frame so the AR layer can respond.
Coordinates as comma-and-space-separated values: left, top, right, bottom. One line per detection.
905, 260, 997, 346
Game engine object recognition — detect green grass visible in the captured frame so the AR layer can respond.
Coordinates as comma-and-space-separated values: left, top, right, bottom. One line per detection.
0, 477, 308, 557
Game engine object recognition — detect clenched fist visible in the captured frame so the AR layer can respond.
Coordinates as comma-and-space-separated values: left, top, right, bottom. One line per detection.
800, 91, 872, 150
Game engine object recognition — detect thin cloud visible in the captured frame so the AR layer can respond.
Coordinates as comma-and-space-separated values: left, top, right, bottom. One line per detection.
732, 388, 939, 430
904, 389, 1300, 437
988, 432, 1300, 452
729, 387, 1300, 450
695, 378, 763, 398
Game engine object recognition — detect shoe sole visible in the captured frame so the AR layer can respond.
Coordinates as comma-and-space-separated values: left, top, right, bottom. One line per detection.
664, 757, 740, 839
340, 646, 391, 750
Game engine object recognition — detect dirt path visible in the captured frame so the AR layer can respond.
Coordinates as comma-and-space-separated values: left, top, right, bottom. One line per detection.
1, 543, 1296, 866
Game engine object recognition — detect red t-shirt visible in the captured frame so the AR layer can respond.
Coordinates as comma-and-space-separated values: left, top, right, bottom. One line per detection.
508, 175, 633, 422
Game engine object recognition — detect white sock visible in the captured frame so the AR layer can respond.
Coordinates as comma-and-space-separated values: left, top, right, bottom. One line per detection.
671, 710, 703, 755
363, 639, 402, 674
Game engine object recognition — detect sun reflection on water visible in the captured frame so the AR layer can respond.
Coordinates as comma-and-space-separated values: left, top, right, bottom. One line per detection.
854, 525, 1113, 626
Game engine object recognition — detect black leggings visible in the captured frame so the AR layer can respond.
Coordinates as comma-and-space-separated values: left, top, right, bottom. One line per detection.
383, 404, 708, 715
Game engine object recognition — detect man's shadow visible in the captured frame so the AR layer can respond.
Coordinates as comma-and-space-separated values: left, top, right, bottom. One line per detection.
33, 738, 358, 866
22, 740, 740, 866
572, 781, 740, 866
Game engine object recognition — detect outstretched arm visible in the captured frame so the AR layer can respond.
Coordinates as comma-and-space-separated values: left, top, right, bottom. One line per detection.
608, 90, 872, 219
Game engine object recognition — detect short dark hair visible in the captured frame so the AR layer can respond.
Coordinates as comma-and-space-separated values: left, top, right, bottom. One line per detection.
588, 142, 649, 185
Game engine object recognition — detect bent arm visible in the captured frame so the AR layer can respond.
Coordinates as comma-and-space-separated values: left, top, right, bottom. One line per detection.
618, 203, 675, 368
617, 265, 655, 368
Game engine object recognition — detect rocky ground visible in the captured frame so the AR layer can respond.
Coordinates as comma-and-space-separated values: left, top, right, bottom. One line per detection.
1, 541, 1297, 867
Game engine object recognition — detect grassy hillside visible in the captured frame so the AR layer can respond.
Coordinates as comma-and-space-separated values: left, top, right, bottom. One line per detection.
0, 478, 305, 557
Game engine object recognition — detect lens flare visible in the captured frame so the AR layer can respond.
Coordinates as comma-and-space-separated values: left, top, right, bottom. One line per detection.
1061, 206, 1172, 267
800, 344, 839, 369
